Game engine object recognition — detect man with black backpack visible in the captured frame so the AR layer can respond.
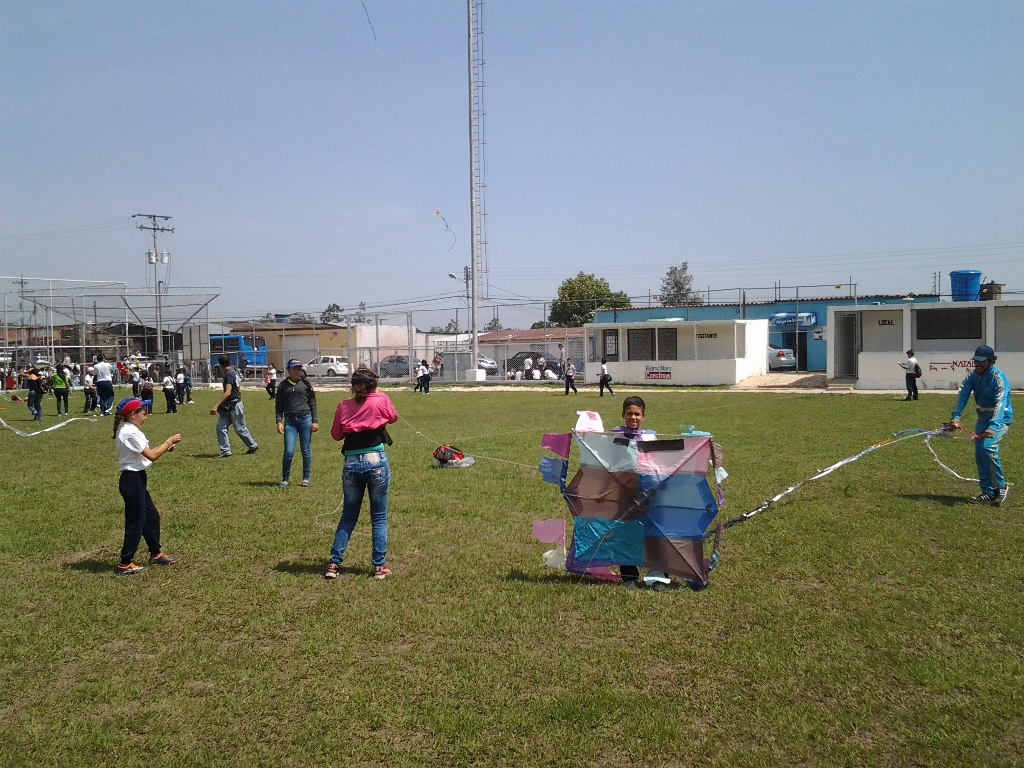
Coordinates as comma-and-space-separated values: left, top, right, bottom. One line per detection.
899, 349, 921, 401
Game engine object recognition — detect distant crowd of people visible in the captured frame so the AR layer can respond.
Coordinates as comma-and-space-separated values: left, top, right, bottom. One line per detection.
1, 355, 195, 419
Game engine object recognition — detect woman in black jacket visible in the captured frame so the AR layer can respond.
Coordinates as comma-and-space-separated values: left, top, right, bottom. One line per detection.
275, 359, 319, 488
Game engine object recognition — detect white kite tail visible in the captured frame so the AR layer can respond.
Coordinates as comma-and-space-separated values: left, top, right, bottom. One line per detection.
924, 433, 978, 483
0, 416, 96, 437
725, 428, 974, 528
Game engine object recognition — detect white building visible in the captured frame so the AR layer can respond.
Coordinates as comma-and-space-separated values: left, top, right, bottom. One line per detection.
582, 319, 769, 386
827, 299, 1024, 390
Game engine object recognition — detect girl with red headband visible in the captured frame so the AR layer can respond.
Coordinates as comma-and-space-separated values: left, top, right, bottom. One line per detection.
112, 397, 182, 575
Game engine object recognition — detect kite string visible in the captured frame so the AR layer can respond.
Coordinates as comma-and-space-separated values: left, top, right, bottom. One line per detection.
725, 427, 980, 528
396, 414, 536, 471
0, 416, 96, 438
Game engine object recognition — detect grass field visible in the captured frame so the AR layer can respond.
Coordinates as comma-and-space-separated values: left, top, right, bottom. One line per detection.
1, 384, 1022, 767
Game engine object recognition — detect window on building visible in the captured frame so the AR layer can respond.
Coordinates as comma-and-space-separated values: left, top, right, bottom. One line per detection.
916, 308, 983, 340
602, 330, 619, 362
656, 328, 677, 360
627, 328, 655, 361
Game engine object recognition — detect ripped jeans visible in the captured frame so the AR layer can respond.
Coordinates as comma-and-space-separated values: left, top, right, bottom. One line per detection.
330, 451, 390, 567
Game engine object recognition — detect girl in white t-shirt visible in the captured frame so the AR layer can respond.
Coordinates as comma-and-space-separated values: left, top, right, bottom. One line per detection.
161, 371, 177, 413
112, 397, 182, 575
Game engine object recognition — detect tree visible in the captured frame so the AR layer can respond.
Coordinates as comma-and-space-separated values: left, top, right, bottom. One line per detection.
483, 316, 503, 332
548, 272, 631, 327
290, 312, 314, 324
429, 318, 460, 334
659, 262, 702, 306
320, 303, 344, 323
352, 302, 367, 323
531, 320, 558, 329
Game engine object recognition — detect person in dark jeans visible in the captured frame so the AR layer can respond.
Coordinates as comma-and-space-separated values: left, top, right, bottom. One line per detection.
899, 350, 919, 401
275, 359, 319, 487
564, 358, 579, 396
51, 367, 70, 416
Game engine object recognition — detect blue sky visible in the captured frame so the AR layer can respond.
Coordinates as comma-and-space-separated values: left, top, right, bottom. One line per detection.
2, 1, 1022, 325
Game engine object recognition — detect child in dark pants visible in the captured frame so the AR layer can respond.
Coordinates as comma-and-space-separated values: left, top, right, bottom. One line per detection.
610, 396, 654, 587
112, 397, 182, 575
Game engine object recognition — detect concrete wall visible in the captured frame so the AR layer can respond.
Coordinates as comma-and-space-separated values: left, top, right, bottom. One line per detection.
828, 300, 1024, 389
595, 295, 940, 372
583, 320, 768, 386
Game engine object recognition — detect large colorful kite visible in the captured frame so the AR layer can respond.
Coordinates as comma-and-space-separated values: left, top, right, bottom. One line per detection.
535, 411, 725, 589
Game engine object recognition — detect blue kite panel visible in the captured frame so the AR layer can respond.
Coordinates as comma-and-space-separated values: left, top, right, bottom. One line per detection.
639, 505, 717, 540
538, 457, 568, 490
572, 517, 644, 566
636, 473, 717, 539
637, 472, 717, 512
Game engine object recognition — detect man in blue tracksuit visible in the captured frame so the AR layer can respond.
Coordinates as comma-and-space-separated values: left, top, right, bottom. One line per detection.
950, 345, 1013, 505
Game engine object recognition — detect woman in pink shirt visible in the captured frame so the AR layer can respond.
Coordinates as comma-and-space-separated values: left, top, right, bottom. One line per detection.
325, 367, 398, 580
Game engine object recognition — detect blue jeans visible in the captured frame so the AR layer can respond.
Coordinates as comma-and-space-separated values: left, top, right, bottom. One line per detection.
27, 390, 41, 419
975, 416, 1009, 495
216, 401, 257, 455
281, 414, 312, 482
96, 381, 115, 415
330, 451, 390, 567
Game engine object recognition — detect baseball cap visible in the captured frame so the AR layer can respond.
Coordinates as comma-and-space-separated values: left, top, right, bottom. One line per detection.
117, 397, 144, 416
286, 359, 303, 369
972, 345, 996, 362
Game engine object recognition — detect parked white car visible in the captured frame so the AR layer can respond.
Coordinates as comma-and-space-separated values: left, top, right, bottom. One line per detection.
304, 355, 350, 377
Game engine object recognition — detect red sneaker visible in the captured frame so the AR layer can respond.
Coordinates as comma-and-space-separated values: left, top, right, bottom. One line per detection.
116, 563, 145, 576
324, 563, 341, 580
372, 564, 391, 580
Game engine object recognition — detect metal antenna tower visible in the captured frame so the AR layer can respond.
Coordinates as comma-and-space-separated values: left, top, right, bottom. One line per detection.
467, 0, 488, 373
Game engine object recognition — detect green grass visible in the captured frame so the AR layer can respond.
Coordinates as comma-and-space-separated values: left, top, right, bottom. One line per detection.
1, 385, 1022, 767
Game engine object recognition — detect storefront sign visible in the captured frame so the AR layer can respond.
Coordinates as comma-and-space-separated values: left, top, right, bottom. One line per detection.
645, 366, 672, 380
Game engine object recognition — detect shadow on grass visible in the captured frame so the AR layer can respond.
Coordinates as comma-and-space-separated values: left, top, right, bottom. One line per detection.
247, 481, 284, 487
505, 568, 617, 586
190, 453, 228, 459
274, 561, 328, 576
65, 559, 113, 574
899, 493, 971, 507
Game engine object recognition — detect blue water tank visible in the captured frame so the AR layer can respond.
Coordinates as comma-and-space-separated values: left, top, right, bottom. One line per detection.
949, 270, 982, 302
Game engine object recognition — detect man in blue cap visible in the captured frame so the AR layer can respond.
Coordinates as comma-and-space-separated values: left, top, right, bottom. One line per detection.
950, 345, 1013, 505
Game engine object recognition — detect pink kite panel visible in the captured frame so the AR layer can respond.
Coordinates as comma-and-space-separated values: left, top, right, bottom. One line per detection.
540, 433, 572, 459
636, 437, 711, 478
532, 518, 566, 546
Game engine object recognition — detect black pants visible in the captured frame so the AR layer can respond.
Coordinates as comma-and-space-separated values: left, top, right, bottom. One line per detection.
118, 470, 161, 565
599, 376, 614, 396
564, 376, 578, 395
620, 565, 639, 583
83, 388, 97, 412
53, 388, 69, 414
176, 383, 186, 404
266, 381, 276, 399
905, 373, 918, 400
132, 381, 140, 398
164, 390, 177, 413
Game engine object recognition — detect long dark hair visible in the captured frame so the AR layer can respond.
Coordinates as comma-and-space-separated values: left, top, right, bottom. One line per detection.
351, 366, 378, 403
112, 410, 127, 440
289, 366, 314, 396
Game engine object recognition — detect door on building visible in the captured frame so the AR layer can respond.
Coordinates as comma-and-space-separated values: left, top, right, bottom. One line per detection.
782, 332, 810, 372
834, 313, 860, 378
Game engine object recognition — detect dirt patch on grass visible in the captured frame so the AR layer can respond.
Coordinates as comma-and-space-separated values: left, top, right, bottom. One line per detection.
733, 372, 828, 389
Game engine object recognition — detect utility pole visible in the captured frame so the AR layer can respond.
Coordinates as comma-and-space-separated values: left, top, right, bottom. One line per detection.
133, 214, 173, 355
